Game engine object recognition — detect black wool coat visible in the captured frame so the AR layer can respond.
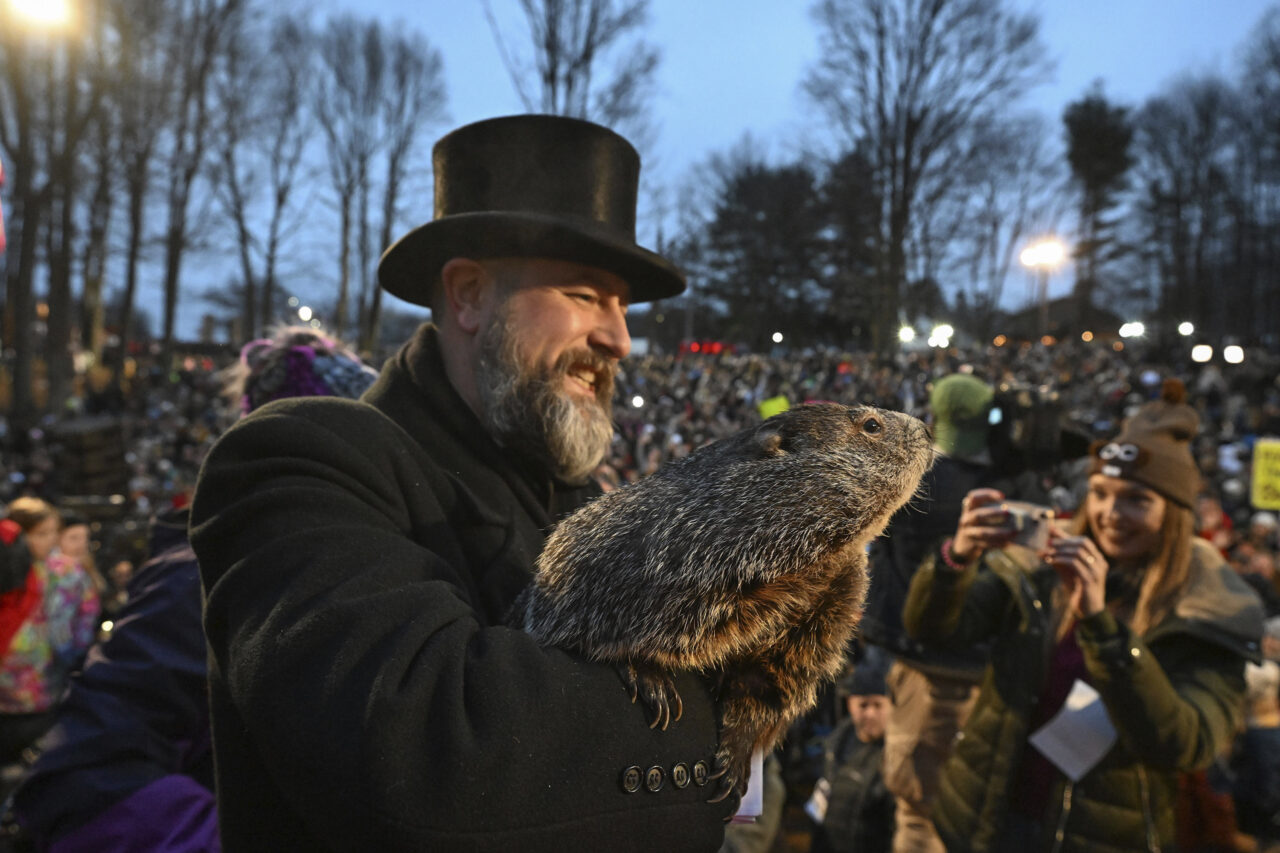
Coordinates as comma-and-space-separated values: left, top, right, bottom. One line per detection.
190, 325, 733, 851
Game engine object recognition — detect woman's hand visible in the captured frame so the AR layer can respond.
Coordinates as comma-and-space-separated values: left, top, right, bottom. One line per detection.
949, 489, 1016, 565
1043, 527, 1110, 617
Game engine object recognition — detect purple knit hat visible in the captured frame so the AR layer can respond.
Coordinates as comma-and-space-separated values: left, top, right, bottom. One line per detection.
236, 327, 378, 416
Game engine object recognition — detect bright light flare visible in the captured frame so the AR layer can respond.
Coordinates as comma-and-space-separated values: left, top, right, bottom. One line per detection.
298, 306, 313, 322
1191, 345, 1213, 363
1178, 321, 1195, 336
1224, 345, 1245, 364
1019, 238, 1067, 269
771, 332, 783, 344
630, 395, 644, 409
1119, 321, 1146, 339
898, 326, 915, 343
9, 0, 73, 28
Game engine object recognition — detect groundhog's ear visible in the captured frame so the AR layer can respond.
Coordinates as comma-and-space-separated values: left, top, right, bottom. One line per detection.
755, 426, 786, 457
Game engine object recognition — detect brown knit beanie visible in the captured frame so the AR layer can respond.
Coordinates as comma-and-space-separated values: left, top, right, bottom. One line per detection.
1088, 378, 1201, 507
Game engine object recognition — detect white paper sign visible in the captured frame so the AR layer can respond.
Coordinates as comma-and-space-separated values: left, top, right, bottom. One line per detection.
1027, 679, 1118, 782
730, 748, 766, 824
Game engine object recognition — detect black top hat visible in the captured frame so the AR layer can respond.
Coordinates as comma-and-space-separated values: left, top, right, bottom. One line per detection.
378, 114, 685, 306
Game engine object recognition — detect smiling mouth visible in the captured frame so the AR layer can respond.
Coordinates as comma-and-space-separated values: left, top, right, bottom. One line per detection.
566, 367, 598, 395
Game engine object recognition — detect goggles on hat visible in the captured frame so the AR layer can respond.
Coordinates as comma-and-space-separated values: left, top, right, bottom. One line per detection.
1091, 440, 1149, 479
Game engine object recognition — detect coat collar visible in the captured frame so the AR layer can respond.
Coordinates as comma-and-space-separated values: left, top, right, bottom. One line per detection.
364, 323, 596, 529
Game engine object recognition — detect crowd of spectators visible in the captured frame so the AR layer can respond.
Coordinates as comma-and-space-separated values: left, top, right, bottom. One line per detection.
1, 332, 1278, 851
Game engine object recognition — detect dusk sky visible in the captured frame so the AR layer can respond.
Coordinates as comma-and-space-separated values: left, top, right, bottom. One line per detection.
330, 0, 1278, 184
309, 0, 1277, 316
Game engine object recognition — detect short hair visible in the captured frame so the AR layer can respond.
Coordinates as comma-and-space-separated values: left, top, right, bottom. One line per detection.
6, 497, 59, 533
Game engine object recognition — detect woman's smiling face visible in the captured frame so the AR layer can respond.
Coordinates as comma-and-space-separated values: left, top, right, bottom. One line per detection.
1085, 474, 1168, 564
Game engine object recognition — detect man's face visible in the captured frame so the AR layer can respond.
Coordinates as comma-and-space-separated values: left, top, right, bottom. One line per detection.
473, 258, 631, 482
847, 694, 890, 743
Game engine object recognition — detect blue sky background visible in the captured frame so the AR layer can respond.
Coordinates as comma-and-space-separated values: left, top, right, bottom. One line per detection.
147, 0, 1279, 336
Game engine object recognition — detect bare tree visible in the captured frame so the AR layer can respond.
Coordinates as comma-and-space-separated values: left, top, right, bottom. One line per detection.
360, 30, 446, 353
951, 114, 1065, 334
209, 10, 266, 340
1132, 76, 1241, 339
0, 4, 106, 420
313, 15, 383, 339
0, 10, 50, 424
258, 15, 314, 333
207, 9, 314, 341
109, 0, 174, 370
157, 0, 245, 349
805, 0, 1050, 353
482, 0, 659, 139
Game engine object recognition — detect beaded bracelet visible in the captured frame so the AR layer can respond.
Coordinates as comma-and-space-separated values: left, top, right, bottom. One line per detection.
939, 537, 968, 571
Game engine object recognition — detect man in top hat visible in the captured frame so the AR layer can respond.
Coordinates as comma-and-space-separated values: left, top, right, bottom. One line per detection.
190, 115, 736, 851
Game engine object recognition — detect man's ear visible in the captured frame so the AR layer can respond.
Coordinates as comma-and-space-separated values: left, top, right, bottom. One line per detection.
440, 258, 489, 335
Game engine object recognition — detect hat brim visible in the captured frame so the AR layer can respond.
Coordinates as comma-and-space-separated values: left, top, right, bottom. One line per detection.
378, 212, 686, 307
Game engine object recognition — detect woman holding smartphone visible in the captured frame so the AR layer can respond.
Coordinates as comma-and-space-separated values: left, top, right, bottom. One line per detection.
903, 380, 1264, 853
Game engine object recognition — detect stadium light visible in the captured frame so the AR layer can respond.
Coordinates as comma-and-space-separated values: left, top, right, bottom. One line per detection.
1190, 345, 1213, 363
1223, 345, 1245, 364
631, 395, 644, 408
772, 332, 783, 344
898, 326, 915, 343
9, 0, 73, 29
1178, 321, 1194, 336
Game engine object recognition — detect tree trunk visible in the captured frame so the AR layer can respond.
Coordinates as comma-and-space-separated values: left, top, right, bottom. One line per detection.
115, 182, 146, 371
45, 178, 76, 414
334, 200, 352, 337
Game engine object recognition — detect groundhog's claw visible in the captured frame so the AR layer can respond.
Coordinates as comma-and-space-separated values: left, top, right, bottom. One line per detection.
620, 661, 683, 730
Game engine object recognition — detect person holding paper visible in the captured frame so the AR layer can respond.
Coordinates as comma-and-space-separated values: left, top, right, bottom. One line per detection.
903, 379, 1265, 853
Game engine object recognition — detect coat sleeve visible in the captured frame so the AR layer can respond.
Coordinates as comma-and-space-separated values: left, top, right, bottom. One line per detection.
11, 546, 213, 850
1076, 612, 1246, 772
189, 405, 733, 850
902, 550, 1013, 648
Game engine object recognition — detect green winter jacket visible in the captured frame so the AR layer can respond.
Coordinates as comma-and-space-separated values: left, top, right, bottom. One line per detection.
903, 538, 1264, 853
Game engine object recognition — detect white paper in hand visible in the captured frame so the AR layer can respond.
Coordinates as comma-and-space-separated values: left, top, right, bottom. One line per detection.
1027, 679, 1118, 782
730, 748, 766, 824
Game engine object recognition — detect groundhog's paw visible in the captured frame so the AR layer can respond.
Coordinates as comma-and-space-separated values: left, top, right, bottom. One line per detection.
619, 660, 683, 730
707, 733, 751, 808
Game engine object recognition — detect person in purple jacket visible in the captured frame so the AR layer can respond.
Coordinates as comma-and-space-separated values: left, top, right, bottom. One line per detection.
7, 328, 377, 852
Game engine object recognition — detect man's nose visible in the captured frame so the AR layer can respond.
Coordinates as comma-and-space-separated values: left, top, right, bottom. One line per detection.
590, 300, 631, 360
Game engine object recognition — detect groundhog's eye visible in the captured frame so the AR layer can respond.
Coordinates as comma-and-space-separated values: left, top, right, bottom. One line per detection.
862, 417, 882, 435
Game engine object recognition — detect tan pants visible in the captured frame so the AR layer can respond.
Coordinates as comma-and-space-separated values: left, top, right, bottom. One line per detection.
883, 660, 979, 853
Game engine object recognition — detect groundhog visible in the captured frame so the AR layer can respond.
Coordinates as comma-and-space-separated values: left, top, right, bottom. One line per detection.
515, 403, 933, 803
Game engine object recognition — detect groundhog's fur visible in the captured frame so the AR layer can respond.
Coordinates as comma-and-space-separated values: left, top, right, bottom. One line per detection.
515, 403, 933, 802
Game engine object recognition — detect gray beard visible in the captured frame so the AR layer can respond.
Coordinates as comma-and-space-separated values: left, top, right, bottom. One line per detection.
474, 311, 615, 483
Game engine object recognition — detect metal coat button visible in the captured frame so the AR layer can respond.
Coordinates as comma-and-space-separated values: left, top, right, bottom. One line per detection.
621, 765, 642, 793
645, 765, 665, 792
692, 760, 710, 787
672, 762, 690, 788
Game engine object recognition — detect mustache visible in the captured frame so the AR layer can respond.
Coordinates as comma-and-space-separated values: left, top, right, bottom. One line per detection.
552, 348, 618, 401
